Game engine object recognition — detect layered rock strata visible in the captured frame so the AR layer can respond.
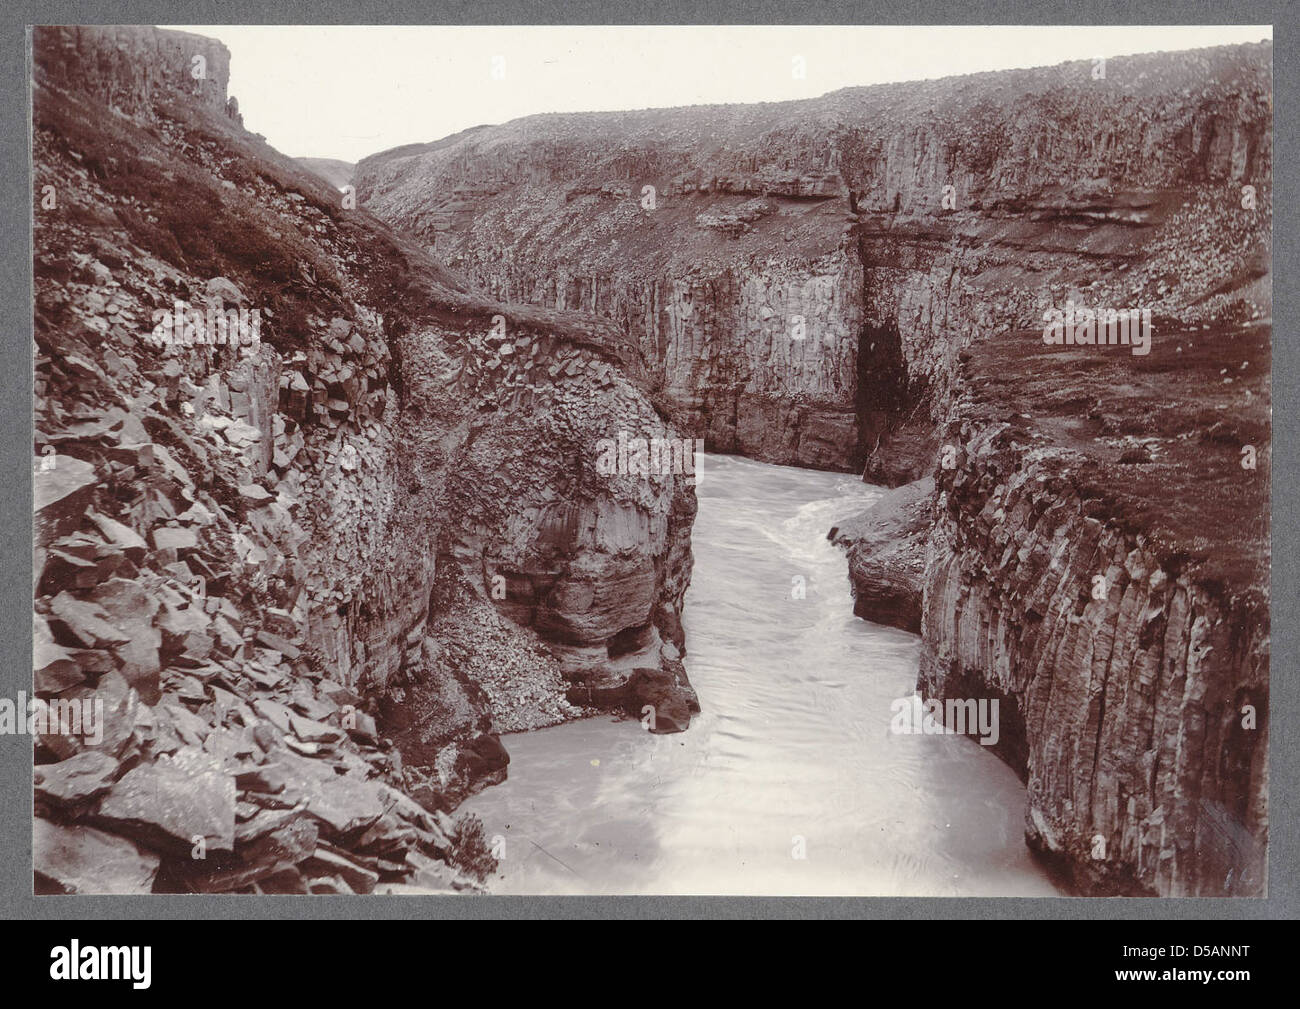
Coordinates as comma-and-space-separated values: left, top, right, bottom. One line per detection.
357, 43, 1271, 478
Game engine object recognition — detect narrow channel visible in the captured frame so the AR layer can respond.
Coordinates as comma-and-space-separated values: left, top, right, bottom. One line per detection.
462, 454, 1062, 895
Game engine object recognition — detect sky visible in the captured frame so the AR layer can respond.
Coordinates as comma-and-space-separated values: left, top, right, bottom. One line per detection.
167, 25, 1273, 164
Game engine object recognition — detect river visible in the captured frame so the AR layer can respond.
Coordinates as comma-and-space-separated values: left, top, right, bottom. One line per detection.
460, 454, 1061, 896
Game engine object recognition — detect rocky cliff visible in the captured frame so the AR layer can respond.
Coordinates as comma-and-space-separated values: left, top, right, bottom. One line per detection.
356, 43, 1270, 475
31, 25, 696, 895
356, 42, 1271, 895
921, 318, 1269, 897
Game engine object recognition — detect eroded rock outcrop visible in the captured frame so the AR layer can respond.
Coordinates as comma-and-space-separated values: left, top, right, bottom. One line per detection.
830, 478, 931, 634
32, 25, 695, 894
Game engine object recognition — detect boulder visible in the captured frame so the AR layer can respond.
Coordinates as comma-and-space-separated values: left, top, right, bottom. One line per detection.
170, 812, 318, 893
34, 818, 160, 895
89, 578, 162, 702
205, 276, 247, 307
95, 748, 236, 855
625, 665, 693, 734
238, 483, 275, 507
151, 526, 198, 553
250, 755, 386, 841
157, 602, 214, 666
47, 592, 130, 649
453, 732, 510, 782
300, 846, 379, 894
34, 615, 85, 694
34, 455, 96, 548
35, 750, 120, 807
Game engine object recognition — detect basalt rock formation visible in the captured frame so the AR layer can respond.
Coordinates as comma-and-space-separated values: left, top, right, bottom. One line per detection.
829, 478, 931, 634
357, 43, 1271, 895
31, 25, 695, 895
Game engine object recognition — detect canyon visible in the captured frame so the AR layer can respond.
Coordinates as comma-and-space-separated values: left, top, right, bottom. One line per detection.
28, 26, 1271, 898
355, 42, 1271, 896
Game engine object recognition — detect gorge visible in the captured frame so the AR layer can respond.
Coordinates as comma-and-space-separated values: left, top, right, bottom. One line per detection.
31, 26, 1270, 898
355, 39, 1272, 897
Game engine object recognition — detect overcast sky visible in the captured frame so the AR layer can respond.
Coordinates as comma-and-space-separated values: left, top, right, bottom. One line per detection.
168, 25, 1273, 164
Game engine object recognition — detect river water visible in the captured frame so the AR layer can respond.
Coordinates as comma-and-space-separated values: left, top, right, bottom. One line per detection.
461, 454, 1061, 895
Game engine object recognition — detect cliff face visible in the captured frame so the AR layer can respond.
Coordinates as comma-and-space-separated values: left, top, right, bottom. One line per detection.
356, 109, 871, 470
356, 43, 1270, 476
36, 25, 236, 120
356, 43, 1271, 895
32, 26, 695, 895
921, 319, 1269, 897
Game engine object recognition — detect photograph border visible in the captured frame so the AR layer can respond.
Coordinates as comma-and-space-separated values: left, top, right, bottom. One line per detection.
4, 0, 1293, 920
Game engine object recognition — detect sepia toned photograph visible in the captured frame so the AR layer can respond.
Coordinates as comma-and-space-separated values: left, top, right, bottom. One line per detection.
29, 20, 1270, 900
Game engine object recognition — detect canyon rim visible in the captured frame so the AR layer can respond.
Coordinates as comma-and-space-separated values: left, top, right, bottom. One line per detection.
30, 24, 1270, 898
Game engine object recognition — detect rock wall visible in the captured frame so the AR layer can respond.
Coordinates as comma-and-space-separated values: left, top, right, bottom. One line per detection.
923, 417, 1268, 896
356, 42, 1271, 476
829, 478, 931, 634
429, 250, 865, 470
31, 25, 695, 895
35, 25, 236, 121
